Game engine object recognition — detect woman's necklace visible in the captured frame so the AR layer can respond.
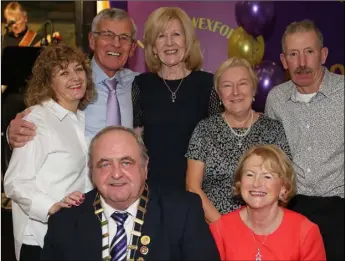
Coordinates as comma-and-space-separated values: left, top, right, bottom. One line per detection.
223, 110, 254, 147
162, 78, 184, 103
251, 231, 268, 261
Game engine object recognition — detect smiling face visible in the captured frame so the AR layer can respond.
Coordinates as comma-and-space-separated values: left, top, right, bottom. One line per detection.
50, 61, 87, 111
91, 130, 148, 210
89, 18, 137, 77
153, 19, 186, 67
240, 154, 286, 210
280, 30, 328, 93
217, 66, 255, 116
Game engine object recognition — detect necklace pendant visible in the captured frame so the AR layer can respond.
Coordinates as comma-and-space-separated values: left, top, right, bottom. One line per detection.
256, 248, 262, 261
171, 93, 176, 103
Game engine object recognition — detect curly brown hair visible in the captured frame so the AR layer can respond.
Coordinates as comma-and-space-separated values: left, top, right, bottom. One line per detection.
25, 44, 96, 110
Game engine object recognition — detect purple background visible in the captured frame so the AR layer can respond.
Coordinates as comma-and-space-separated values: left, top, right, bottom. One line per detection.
111, 1, 344, 74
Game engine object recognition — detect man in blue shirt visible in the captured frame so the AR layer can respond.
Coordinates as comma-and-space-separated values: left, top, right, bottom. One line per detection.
7, 8, 139, 146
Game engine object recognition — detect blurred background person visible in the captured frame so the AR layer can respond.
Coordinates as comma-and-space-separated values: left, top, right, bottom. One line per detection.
186, 57, 291, 223
4, 44, 95, 261
132, 7, 221, 191
2, 1, 41, 49
210, 144, 326, 261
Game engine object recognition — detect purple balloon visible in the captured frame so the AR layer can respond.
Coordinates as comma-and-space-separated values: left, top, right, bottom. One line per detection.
235, 1, 275, 37
253, 60, 286, 113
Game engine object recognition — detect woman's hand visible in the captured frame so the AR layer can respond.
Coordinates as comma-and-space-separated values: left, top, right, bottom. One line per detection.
48, 191, 85, 215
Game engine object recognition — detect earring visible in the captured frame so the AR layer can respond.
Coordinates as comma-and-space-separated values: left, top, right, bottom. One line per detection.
252, 97, 255, 102
154, 54, 157, 58
219, 101, 222, 106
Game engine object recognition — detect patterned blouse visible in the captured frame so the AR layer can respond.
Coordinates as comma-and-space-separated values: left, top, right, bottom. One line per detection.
185, 113, 291, 214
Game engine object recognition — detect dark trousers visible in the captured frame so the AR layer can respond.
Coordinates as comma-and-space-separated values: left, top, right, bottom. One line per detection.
20, 244, 42, 261
288, 194, 344, 261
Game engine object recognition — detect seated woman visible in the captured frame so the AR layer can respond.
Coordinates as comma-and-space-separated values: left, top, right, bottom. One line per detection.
186, 57, 291, 223
4, 44, 95, 261
209, 144, 326, 261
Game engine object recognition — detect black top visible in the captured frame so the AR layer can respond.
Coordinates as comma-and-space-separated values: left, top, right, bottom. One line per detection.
2, 27, 41, 50
132, 70, 221, 190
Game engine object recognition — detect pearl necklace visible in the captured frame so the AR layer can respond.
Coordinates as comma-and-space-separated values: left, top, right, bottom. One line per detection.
224, 110, 254, 147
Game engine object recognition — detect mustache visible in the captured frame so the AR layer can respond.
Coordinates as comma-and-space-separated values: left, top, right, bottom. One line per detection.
295, 66, 312, 74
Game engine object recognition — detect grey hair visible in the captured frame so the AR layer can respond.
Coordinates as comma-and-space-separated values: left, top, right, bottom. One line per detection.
88, 126, 149, 170
91, 8, 138, 40
282, 19, 323, 53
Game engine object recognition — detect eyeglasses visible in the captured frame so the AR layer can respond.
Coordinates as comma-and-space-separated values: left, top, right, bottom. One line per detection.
93, 30, 133, 45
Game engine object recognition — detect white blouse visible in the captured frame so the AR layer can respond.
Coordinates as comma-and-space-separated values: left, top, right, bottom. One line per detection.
4, 99, 89, 260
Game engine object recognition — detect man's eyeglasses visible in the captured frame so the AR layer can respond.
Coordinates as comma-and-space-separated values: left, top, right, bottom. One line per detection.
93, 30, 133, 45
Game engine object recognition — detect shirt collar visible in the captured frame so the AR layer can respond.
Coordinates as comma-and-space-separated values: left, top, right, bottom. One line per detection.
91, 57, 137, 88
42, 99, 81, 121
100, 196, 140, 221
286, 67, 332, 102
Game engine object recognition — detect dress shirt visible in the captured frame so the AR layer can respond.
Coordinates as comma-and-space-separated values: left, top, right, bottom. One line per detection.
100, 196, 139, 247
265, 68, 344, 198
4, 99, 88, 260
84, 58, 140, 142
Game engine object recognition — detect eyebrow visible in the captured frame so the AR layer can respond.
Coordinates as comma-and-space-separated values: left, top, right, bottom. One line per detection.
96, 158, 112, 167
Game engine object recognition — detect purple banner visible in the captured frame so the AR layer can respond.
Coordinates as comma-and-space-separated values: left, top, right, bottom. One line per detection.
126, 1, 344, 75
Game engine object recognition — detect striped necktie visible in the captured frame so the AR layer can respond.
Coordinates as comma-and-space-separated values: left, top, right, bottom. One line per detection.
110, 212, 128, 261
104, 78, 121, 126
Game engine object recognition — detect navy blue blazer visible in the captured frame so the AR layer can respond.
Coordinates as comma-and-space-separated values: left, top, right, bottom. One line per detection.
40, 186, 220, 260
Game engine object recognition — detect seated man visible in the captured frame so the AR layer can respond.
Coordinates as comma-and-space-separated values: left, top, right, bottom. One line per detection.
41, 126, 220, 261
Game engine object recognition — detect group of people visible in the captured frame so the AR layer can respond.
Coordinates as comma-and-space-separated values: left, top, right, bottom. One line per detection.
3, 4, 343, 261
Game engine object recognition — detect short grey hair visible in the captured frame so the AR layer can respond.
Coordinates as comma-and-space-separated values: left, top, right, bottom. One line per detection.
282, 19, 323, 53
88, 126, 149, 170
91, 8, 138, 40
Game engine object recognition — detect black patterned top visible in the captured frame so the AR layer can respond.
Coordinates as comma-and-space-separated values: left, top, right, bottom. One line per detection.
132, 71, 222, 190
185, 113, 291, 214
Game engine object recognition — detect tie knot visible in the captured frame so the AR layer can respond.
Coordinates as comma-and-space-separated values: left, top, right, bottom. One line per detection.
104, 78, 117, 91
111, 212, 128, 226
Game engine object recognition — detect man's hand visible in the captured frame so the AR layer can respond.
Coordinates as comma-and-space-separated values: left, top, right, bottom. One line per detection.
8, 108, 36, 148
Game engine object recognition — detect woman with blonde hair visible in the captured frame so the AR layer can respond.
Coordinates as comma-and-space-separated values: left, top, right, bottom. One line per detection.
132, 7, 221, 190
4, 44, 95, 261
209, 144, 326, 261
186, 57, 291, 223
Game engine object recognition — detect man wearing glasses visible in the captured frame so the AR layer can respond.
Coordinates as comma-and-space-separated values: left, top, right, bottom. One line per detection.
7, 8, 139, 191
2, 2, 42, 48
8, 8, 138, 144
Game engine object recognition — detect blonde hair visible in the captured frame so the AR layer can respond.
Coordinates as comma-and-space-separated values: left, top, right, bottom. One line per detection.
25, 44, 96, 110
143, 7, 203, 73
214, 57, 258, 94
282, 19, 323, 53
233, 144, 296, 207
4, 1, 27, 17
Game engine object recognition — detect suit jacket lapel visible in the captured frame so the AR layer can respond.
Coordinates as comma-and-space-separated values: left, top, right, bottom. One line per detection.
75, 193, 103, 261
135, 187, 169, 259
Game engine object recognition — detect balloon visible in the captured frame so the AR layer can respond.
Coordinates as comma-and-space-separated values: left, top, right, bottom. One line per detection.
235, 1, 275, 37
253, 60, 286, 112
228, 26, 265, 66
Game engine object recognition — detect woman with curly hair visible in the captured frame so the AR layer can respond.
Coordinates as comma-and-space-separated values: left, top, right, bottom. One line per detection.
4, 44, 96, 261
